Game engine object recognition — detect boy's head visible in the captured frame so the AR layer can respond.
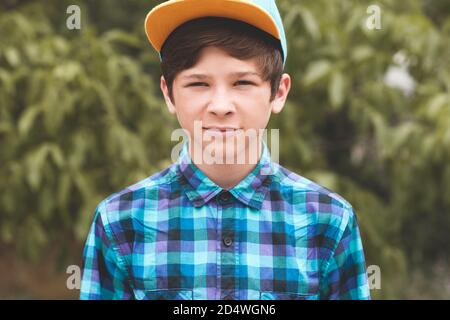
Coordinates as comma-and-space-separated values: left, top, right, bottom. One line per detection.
159, 17, 284, 104
145, 0, 291, 163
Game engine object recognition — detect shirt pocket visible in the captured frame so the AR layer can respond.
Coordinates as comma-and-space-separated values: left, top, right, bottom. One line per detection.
260, 291, 319, 300
134, 289, 194, 300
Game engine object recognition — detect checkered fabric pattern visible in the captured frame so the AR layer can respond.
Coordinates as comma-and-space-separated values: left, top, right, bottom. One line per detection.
80, 140, 370, 300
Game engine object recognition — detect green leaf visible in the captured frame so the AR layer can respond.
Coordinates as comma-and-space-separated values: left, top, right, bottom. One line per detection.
18, 105, 42, 137
4, 47, 20, 67
328, 71, 345, 109
426, 93, 449, 119
351, 46, 374, 63
103, 30, 141, 48
303, 60, 331, 87
53, 62, 81, 82
26, 146, 48, 191
299, 7, 321, 40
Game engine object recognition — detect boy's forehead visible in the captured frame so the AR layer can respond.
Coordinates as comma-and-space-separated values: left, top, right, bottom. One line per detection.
178, 47, 263, 79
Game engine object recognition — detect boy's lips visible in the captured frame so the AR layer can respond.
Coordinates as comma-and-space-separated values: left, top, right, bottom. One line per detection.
203, 127, 240, 131
202, 126, 242, 136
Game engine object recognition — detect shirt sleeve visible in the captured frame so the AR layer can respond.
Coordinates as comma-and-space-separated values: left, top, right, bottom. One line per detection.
80, 202, 133, 300
319, 205, 371, 300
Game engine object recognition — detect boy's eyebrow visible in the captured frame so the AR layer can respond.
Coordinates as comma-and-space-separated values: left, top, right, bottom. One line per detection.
181, 71, 262, 80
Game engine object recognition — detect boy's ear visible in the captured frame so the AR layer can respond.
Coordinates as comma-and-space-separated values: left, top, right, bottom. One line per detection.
160, 75, 176, 114
271, 73, 291, 114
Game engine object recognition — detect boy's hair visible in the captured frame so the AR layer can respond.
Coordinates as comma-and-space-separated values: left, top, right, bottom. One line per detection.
160, 17, 284, 104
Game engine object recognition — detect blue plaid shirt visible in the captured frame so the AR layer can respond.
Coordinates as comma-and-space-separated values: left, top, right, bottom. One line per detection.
80, 141, 370, 300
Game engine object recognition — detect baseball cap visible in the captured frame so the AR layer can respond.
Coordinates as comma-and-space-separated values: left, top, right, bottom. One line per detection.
144, 0, 287, 65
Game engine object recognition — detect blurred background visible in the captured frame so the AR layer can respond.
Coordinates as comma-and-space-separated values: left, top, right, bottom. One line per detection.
0, 0, 449, 299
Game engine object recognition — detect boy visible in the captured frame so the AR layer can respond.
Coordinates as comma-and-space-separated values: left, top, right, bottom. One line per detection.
80, 0, 370, 300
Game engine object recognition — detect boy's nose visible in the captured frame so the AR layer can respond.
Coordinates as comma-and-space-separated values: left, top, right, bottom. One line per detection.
206, 89, 235, 116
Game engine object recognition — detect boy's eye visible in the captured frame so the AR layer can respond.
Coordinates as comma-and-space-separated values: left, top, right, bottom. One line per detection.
187, 82, 208, 87
185, 80, 255, 87
235, 80, 254, 86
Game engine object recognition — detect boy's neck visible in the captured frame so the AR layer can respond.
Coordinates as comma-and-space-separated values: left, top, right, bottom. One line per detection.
188, 140, 263, 190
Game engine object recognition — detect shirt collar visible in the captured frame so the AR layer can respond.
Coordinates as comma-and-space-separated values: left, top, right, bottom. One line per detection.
176, 140, 274, 210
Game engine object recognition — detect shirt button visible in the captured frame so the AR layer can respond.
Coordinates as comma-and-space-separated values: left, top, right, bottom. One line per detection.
223, 236, 233, 247
218, 191, 232, 204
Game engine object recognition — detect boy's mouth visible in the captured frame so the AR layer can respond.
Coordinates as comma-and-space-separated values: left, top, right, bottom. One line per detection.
202, 127, 241, 136
203, 127, 239, 132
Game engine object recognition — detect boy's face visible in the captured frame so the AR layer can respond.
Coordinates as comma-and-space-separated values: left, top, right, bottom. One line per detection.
161, 46, 291, 164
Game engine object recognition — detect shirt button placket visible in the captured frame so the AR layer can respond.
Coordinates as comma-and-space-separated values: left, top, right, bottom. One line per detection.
217, 190, 237, 300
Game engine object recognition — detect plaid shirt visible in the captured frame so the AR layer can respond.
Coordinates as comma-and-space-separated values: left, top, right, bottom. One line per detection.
80, 141, 370, 300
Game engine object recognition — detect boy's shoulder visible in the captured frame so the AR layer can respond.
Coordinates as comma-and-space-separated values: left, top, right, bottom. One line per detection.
274, 164, 352, 209
272, 162, 356, 222
106, 163, 178, 200
93, 162, 179, 223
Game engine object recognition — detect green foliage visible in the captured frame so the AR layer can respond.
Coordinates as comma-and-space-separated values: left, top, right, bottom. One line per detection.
272, 0, 450, 298
0, 0, 176, 261
0, 0, 449, 298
